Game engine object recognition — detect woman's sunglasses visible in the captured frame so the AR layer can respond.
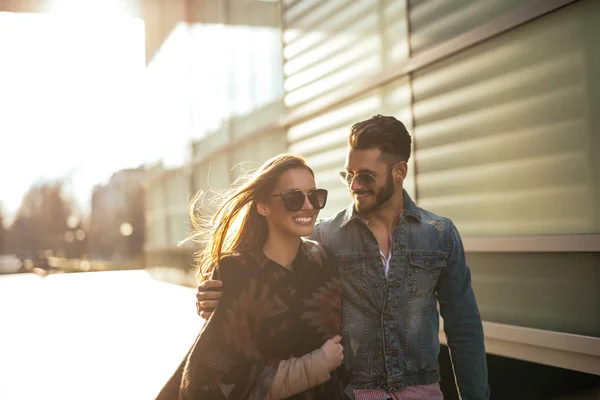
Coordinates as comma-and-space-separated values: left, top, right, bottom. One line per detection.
272, 189, 328, 212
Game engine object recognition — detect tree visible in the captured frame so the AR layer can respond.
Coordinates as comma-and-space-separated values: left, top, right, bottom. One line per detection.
7, 182, 74, 257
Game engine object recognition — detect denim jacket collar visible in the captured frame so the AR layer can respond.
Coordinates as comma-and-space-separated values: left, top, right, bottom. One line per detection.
340, 189, 422, 229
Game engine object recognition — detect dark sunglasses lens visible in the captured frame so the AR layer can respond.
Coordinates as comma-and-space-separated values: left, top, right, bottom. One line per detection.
309, 189, 328, 210
281, 190, 305, 211
356, 174, 375, 186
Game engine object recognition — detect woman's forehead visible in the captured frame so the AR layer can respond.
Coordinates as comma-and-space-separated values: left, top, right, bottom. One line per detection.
273, 168, 316, 192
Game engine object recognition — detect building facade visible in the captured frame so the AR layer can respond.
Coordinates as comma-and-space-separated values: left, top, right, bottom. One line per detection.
143, 0, 599, 392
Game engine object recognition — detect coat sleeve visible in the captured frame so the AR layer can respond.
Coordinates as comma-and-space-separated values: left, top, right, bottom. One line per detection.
266, 348, 331, 399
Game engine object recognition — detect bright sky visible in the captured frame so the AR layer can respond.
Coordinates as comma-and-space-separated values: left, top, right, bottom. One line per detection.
0, 8, 152, 219
0, 2, 285, 221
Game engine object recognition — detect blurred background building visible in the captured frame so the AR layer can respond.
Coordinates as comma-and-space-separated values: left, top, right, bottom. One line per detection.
0, 0, 598, 398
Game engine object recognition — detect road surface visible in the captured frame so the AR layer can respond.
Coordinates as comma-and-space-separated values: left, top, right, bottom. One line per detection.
0, 270, 203, 400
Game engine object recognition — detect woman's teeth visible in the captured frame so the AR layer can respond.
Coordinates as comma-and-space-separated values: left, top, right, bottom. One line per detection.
293, 216, 313, 224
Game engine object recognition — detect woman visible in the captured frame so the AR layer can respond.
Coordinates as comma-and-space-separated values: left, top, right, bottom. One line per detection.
156, 154, 346, 400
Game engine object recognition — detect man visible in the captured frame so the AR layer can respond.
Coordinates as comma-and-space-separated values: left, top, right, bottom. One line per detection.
197, 115, 490, 399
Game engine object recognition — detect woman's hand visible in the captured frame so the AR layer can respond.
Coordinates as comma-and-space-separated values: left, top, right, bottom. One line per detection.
320, 335, 343, 372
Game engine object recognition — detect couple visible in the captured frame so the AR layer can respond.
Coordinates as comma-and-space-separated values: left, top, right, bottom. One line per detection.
158, 115, 490, 400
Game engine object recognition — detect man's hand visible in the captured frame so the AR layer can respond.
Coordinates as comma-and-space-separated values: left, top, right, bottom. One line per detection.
196, 279, 223, 319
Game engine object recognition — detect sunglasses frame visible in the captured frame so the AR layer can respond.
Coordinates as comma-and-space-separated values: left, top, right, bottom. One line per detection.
339, 162, 405, 187
272, 188, 328, 212
338, 171, 377, 187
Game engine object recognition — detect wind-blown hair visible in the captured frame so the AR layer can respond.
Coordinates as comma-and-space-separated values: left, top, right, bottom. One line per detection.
188, 154, 313, 280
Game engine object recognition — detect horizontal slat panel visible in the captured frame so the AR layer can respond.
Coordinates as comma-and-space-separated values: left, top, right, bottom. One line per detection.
283, 0, 321, 26
413, 55, 582, 132
284, 0, 376, 64
285, 56, 381, 107
288, 94, 382, 142
418, 147, 589, 197
383, 0, 409, 64
303, 147, 347, 171
283, 0, 409, 115
419, 184, 594, 234
284, 34, 380, 93
284, 0, 356, 44
408, 0, 524, 54
412, 2, 598, 235
288, 126, 348, 156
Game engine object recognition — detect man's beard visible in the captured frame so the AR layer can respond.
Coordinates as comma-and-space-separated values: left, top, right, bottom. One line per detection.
355, 171, 395, 214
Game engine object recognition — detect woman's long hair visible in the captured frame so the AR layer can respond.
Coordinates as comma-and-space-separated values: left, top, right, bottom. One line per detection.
189, 154, 314, 280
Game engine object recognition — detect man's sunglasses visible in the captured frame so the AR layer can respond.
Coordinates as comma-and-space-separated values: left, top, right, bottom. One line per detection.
272, 189, 328, 212
338, 171, 377, 187
339, 163, 403, 187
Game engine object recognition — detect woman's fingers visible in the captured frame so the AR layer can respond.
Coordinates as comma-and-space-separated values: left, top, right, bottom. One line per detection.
196, 290, 222, 301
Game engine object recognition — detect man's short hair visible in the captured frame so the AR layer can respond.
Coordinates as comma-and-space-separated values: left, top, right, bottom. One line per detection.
349, 114, 412, 163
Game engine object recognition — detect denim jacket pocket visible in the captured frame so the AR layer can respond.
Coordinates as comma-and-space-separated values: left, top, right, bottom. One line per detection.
408, 251, 447, 298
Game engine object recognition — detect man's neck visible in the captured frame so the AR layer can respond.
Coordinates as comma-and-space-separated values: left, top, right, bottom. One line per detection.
365, 191, 405, 234
263, 233, 301, 269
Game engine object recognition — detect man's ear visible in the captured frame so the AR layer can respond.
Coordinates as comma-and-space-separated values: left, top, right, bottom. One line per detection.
394, 161, 408, 182
256, 202, 270, 217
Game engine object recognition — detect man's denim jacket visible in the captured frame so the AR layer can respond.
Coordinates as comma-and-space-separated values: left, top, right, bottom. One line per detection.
311, 190, 490, 400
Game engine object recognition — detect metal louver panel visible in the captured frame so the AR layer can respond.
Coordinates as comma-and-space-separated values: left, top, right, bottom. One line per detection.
408, 0, 525, 54
283, 0, 380, 112
412, 2, 598, 235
